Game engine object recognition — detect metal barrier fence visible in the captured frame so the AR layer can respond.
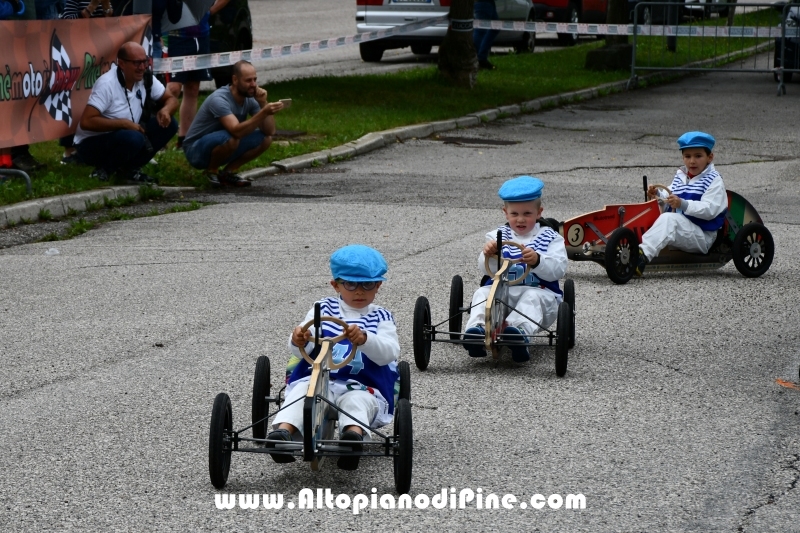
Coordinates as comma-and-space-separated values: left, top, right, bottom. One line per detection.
630, 2, 800, 95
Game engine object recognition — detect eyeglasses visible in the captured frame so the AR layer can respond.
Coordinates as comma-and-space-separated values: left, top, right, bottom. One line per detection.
119, 57, 149, 68
336, 280, 378, 291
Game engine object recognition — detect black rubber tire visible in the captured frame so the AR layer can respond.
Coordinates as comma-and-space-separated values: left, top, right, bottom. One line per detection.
513, 10, 536, 53
604, 227, 638, 285
555, 302, 570, 377
360, 42, 384, 62
413, 296, 432, 371
448, 275, 464, 340
557, 5, 579, 46
393, 398, 413, 494
563, 278, 576, 349
209, 392, 233, 489
411, 44, 432, 55
398, 361, 411, 402
732, 223, 774, 278
251, 355, 271, 440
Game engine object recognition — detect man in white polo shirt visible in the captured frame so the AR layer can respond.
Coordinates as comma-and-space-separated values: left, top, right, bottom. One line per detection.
74, 42, 178, 183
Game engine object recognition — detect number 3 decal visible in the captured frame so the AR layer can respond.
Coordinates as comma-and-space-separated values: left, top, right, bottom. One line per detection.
567, 223, 584, 246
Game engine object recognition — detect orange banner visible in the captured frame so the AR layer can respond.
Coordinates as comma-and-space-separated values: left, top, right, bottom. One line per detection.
0, 15, 152, 149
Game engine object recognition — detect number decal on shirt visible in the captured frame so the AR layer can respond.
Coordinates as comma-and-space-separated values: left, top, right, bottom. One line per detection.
331, 342, 364, 374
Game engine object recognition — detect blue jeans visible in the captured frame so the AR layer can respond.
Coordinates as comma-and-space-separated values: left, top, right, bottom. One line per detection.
184, 129, 266, 170
76, 116, 178, 173
473, 1, 500, 62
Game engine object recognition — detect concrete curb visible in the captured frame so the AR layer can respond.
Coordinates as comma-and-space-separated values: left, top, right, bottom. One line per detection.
1, 186, 194, 228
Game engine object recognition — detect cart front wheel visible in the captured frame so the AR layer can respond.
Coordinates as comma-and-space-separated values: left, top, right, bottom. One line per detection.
732, 223, 774, 278
393, 398, 413, 494
555, 302, 570, 377
209, 393, 233, 489
398, 361, 411, 402
413, 296, 432, 370
449, 275, 464, 340
251, 355, 271, 440
604, 227, 638, 285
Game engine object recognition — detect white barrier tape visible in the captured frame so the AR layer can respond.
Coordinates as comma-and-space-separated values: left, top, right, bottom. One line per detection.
154, 15, 797, 74
154, 15, 449, 74
450, 18, 474, 32
474, 18, 797, 38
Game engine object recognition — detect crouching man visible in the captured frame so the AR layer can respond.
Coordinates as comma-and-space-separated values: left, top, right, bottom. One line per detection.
182, 60, 284, 187
74, 42, 178, 183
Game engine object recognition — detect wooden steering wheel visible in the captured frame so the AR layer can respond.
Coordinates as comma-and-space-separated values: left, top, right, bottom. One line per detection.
650, 183, 672, 203
484, 240, 532, 287
297, 316, 356, 369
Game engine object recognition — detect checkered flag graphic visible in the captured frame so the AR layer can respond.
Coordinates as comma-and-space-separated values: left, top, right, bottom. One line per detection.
43, 31, 73, 127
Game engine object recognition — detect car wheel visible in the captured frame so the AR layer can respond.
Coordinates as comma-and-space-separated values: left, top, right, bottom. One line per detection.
360, 42, 384, 62
413, 296, 431, 371
393, 398, 413, 495
448, 275, 463, 340
557, 4, 579, 47
209, 392, 233, 489
411, 44, 432, 55
513, 10, 536, 53
251, 355, 270, 441
604, 227, 638, 285
398, 360, 411, 402
555, 302, 570, 377
563, 278, 576, 349
732, 223, 774, 278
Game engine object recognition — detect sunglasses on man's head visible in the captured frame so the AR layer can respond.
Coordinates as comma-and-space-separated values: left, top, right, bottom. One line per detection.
119, 57, 149, 68
336, 280, 378, 291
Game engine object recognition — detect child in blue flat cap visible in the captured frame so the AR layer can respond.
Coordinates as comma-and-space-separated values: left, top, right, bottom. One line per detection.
268, 244, 400, 470
463, 176, 568, 362
636, 131, 727, 276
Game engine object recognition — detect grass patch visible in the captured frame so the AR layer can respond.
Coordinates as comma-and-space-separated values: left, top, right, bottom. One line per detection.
66, 218, 95, 238
1, 7, 779, 207
38, 208, 52, 221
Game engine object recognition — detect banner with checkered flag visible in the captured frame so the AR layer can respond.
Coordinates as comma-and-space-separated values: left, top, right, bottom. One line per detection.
42, 31, 73, 127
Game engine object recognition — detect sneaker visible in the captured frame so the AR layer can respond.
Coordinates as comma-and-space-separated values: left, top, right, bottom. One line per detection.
478, 59, 496, 71
501, 326, 530, 363
60, 152, 80, 165
90, 168, 110, 181
124, 169, 158, 185
266, 429, 296, 463
463, 326, 487, 358
635, 249, 649, 277
12, 153, 45, 172
205, 170, 221, 187
218, 170, 251, 187
337, 429, 364, 471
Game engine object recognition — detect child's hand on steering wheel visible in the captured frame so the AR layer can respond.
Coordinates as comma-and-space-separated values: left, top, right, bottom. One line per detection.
521, 246, 539, 266
344, 324, 367, 346
483, 240, 498, 256
291, 326, 311, 347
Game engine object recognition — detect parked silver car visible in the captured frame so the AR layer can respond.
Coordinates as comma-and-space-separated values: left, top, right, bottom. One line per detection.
356, 0, 536, 62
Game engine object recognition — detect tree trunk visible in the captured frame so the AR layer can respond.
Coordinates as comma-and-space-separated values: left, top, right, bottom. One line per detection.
437, 0, 478, 88
605, 0, 629, 47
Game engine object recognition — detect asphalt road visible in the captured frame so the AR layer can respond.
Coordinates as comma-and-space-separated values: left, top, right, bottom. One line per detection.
2, 67, 800, 530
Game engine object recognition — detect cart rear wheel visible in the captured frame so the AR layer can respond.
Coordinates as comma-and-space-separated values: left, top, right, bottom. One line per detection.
251, 355, 271, 440
209, 393, 233, 489
449, 275, 464, 340
732, 223, 774, 278
413, 296, 432, 371
555, 302, 570, 377
563, 279, 576, 349
604, 227, 638, 285
398, 361, 411, 402
393, 398, 413, 494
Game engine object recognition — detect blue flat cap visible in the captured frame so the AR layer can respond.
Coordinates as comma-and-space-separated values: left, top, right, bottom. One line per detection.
677, 131, 715, 151
498, 176, 544, 202
330, 245, 387, 282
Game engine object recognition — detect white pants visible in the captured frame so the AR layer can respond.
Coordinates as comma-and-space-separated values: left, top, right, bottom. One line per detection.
639, 212, 717, 261
465, 285, 559, 336
272, 378, 379, 436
